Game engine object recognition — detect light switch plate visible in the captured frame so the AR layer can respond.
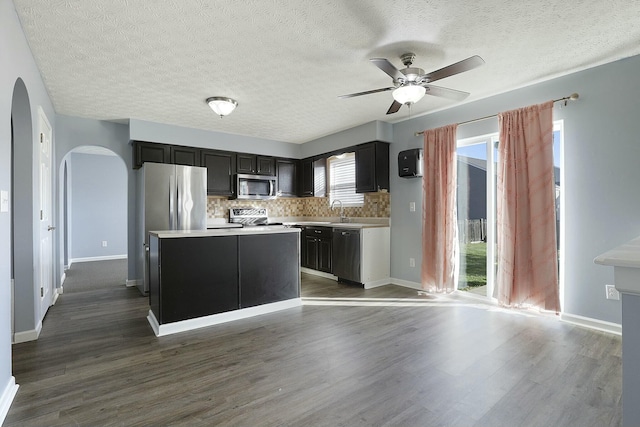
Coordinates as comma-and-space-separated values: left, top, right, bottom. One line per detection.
0, 190, 8, 213
409, 201, 416, 212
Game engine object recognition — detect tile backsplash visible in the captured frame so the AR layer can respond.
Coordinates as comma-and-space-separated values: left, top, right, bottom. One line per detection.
207, 192, 390, 220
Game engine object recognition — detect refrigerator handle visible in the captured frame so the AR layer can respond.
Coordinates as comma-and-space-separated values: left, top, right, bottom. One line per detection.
169, 175, 176, 229
176, 175, 182, 229
269, 180, 275, 196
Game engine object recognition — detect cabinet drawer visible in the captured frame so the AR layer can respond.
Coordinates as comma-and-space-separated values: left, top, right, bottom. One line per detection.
306, 226, 332, 239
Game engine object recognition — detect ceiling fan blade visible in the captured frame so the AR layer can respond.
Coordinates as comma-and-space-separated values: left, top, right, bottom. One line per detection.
423, 84, 470, 101
338, 87, 394, 99
370, 58, 405, 81
386, 100, 402, 115
424, 55, 485, 83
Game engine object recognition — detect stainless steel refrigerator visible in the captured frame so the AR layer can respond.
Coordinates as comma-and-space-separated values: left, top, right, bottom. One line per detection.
136, 162, 207, 295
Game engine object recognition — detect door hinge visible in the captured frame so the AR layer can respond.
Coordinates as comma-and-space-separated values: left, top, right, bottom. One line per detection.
40, 287, 44, 297
40, 133, 44, 143
40, 210, 43, 220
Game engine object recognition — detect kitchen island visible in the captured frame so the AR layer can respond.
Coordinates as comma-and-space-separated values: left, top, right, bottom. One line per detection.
147, 226, 301, 336
595, 236, 640, 426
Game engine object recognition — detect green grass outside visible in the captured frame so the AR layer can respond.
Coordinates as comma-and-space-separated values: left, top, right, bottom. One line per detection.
459, 242, 487, 289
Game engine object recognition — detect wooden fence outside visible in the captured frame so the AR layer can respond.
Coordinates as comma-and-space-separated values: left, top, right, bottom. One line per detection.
458, 218, 487, 243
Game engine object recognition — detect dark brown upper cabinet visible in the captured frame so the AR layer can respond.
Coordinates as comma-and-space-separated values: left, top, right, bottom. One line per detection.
201, 149, 236, 197
237, 154, 275, 175
257, 156, 275, 176
170, 145, 200, 166
133, 141, 170, 169
355, 141, 390, 193
236, 153, 256, 174
275, 158, 298, 197
298, 157, 326, 197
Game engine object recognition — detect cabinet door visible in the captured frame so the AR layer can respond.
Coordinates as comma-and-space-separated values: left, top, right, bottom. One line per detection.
170, 145, 200, 166
239, 233, 300, 308
355, 143, 377, 193
276, 158, 297, 197
299, 158, 314, 197
303, 236, 318, 269
355, 141, 389, 193
318, 238, 332, 273
237, 153, 256, 174
201, 150, 235, 196
313, 158, 326, 197
257, 156, 275, 176
133, 141, 170, 169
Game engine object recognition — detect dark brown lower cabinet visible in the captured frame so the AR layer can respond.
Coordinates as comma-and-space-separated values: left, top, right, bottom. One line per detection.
301, 227, 332, 273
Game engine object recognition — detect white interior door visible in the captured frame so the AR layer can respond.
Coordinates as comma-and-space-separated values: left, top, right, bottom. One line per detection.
38, 108, 53, 319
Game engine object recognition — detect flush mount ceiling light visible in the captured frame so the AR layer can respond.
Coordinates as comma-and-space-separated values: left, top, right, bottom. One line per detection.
392, 84, 426, 105
206, 97, 238, 117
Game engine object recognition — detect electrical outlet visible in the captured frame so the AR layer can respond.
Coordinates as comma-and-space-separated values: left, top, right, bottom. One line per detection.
605, 284, 620, 300
102, 241, 108, 247
409, 202, 416, 212
409, 258, 415, 267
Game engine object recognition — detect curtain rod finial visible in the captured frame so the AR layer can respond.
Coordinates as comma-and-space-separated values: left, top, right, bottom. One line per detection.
570, 93, 579, 101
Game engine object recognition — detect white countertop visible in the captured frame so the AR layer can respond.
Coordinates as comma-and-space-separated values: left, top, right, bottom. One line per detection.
150, 226, 301, 239
282, 221, 389, 229
594, 236, 640, 268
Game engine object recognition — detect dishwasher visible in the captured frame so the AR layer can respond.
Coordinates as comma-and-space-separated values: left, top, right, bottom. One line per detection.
332, 228, 361, 283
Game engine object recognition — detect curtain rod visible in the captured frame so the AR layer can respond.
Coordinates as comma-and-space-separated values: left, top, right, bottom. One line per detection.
414, 93, 579, 137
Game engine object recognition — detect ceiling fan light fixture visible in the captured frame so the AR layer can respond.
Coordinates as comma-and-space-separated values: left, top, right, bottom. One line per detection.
392, 85, 426, 105
206, 97, 238, 117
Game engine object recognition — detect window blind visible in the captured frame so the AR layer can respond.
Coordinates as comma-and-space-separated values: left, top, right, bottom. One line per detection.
329, 153, 364, 207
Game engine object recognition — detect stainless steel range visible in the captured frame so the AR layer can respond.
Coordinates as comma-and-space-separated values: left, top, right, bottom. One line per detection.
229, 207, 283, 227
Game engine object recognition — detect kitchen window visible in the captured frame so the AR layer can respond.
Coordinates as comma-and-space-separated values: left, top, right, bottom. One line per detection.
328, 152, 364, 207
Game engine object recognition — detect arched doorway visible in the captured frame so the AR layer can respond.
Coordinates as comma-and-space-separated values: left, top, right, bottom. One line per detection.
59, 146, 128, 289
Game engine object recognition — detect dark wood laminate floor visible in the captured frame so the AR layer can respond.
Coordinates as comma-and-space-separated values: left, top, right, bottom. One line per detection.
8, 264, 622, 426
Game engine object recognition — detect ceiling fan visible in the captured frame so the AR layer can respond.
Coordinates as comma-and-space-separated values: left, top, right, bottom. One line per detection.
339, 52, 485, 114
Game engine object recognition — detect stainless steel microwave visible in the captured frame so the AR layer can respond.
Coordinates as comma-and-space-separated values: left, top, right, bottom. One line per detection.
235, 174, 277, 200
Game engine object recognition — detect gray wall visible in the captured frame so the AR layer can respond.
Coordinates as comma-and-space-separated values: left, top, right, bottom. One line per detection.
1, 0, 56, 406
299, 120, 393, 158
391, 55, 640, 325
68, 152, 127, 260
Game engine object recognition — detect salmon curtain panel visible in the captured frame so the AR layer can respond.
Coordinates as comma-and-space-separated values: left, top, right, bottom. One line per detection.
422, 124, 459, 293
496, 101, 560, 311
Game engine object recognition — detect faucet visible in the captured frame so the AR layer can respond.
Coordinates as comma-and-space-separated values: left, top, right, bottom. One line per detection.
331, 199, 347, 222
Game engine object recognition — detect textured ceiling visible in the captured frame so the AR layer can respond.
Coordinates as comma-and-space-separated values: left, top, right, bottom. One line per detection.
12, 0, 640, 144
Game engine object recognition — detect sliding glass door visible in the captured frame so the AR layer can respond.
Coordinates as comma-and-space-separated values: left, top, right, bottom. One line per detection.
456, 136, 497, 297
456, 122, 562, 299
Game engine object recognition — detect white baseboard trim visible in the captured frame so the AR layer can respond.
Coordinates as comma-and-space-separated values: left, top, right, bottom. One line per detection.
60, 272, 66, 286
126, 279, 140, 288
300, 268, 338, 281
52, 289, 60, 305
148, 298, 303, 337
70, 254, 127, 264
561, 312, 622, 336
13, 320, 42, 343
390, 277, 423, 290
0, 377, 18, 426
364, 278, 392, 289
